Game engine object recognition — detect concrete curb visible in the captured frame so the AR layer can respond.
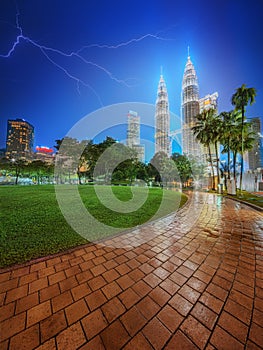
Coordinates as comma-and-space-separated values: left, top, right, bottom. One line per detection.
225, 194, 263, 212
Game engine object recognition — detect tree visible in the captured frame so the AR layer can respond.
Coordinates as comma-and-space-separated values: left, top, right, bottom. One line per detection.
210, 114, 223, 185
219, 161, 230, 190
9, 158, 27, 185
135, 162, 149, 183
231, 84, 256, 190
192, 109, 216, 189
54, 139, 63, 152
222, 123, 255, 185
0, 157, 10, 177
54, 137, 90, 184
220, 110, 241, 184
30, 160, 47, 184
111, 158, 142, 185
45, 163, 54, 184
150, 152, 176, 187
171, 153, 192, 188
219, 111, 239, 180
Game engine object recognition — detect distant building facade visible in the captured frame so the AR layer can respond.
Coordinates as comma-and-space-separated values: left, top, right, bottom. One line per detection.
34, 146, 55, 164
199, 92, 218, 113
5, 118, 34, 160
247, 117, 262, 170
181, 54, 200, 159
126, 110, 145, 162
155, 73, 170, 155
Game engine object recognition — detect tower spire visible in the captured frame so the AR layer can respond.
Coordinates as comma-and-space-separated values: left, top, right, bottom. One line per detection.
160, 65, 163, 77
188, 46, 190, 58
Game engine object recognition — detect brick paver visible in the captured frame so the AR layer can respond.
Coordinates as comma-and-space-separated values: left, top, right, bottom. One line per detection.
0, 193, 263, 349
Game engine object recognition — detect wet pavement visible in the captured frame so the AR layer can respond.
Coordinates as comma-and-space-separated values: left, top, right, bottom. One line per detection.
0, 193, 263, 349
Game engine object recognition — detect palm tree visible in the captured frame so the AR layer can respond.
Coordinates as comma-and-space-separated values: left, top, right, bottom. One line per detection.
220, 111, 233, 180
192, 109, 216, 190
210, 114, 222, 185
171, 152, 192, 188
220, 110, 242, 183
231, 84, 256, 190
225, 123, 255, 185
227, 124, 242, 182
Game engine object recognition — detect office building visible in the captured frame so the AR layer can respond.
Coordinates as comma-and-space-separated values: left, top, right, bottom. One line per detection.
247, 117, 262, 170
6, 118, 34, 160
126, 110, 145, 162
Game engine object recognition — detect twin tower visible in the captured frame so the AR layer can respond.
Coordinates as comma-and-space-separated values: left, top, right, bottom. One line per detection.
155, 53, 218, 159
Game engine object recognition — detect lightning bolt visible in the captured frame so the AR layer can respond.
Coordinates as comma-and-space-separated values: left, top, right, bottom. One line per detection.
0, 6, 169, 105
77, 33, 170, 52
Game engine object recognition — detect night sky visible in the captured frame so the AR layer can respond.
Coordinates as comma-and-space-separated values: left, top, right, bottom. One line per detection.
1, 0, 263, 159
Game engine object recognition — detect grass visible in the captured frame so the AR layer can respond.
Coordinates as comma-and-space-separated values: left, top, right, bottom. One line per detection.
225, 190, 263, 208
0, 185, 187, 267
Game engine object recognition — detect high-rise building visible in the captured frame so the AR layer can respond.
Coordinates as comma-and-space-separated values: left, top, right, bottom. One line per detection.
126, 110, 145, 162
127, 110, 140, 148
155, 73, 170, 155
181, 54, 200, 158
246, 117, 262, 170
199, 92, 218, 113
5, 118, 34, 160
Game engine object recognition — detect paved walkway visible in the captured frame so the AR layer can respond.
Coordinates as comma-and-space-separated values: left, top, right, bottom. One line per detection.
0, 193, 263, 349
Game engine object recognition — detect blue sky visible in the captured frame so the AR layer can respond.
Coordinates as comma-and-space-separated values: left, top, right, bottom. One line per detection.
0, 0, 263, 160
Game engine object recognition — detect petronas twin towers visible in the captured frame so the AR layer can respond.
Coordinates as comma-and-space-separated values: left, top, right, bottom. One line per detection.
155, 52, 217, 158
181, 54, 201, 158
155, 73, 170, 155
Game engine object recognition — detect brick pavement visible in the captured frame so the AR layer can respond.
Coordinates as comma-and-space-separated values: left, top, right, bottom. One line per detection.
0, 193, 263, 349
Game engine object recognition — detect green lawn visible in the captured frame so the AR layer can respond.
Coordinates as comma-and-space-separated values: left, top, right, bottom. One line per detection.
0, 185, 187, 267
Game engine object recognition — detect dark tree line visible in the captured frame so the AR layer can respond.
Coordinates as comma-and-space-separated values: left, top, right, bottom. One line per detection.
0, 136, 198, 187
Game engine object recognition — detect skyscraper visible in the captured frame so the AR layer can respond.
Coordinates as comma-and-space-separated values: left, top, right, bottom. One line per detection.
127, 110, 140, 148
126, 110, 145, 162
246, 117, 262, 170
5, 118, 34, 160
155, 73, 170, 155
181, 53, 200, 158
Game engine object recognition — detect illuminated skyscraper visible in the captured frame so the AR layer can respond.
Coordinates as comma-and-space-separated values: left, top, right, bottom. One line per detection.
181, 53, 200, 158
155, 73, 170, 155
5, 118, 34, 160
127, 110, 145, 162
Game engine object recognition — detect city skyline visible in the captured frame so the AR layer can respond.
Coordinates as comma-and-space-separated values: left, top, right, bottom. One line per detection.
1, 0, 263, 152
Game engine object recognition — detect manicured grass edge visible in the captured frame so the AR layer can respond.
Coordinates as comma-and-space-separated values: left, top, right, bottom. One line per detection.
224, 194, 263, 212
0, 190, 189, 272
